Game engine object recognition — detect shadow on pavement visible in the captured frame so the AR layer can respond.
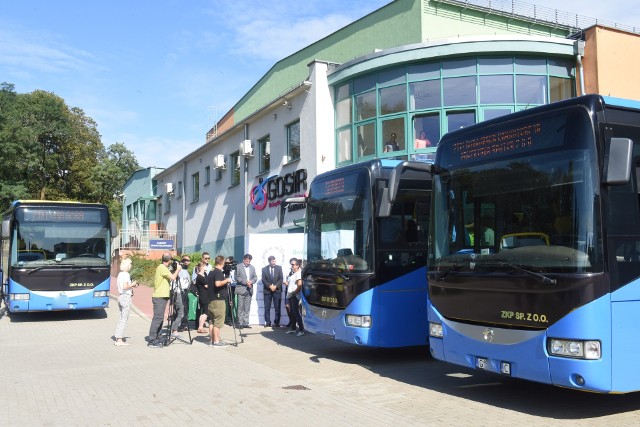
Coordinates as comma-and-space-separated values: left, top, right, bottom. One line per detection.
4, 308, 108, 322
259, 329, 640, 420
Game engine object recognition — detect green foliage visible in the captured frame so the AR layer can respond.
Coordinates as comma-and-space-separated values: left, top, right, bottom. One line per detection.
0, 82, 140, 213
128, 254, 159, 287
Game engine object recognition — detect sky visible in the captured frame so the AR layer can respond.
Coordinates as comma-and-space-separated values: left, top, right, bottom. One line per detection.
0, 0, 638, 169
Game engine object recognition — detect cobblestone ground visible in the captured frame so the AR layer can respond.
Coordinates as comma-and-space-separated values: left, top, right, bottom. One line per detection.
1, 301, 640, 426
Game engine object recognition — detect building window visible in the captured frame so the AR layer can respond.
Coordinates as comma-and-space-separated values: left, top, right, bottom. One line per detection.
204, 166, 210, 186
164, 194, 170, 213
336, 83, 352, 127
192, 172, 199, 202
258, 135, 270, 174
177, 181, 182, 198
287, 121, 300, 162
337, 128, 352, 164
230, 151, 240, 186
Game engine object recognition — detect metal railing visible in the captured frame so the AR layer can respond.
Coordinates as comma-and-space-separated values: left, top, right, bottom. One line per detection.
433, 0, 640, 35
115, 229, 177, 251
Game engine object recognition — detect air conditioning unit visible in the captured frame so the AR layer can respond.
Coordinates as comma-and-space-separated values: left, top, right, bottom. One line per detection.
239, 140, 253, 157
264, 141, 270, 157
214, 154, 226, 169
164, 182, 174, 194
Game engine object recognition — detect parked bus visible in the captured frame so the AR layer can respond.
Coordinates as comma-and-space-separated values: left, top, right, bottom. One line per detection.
1, 200, 116, 313
281, 159, 432, 347
428, 95, 640, 393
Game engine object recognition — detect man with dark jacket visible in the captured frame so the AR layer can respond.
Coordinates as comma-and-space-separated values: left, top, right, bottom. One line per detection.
261, 255, 283, 327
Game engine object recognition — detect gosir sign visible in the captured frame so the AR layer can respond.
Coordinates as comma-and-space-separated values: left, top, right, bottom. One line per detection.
250, 169, 307, 210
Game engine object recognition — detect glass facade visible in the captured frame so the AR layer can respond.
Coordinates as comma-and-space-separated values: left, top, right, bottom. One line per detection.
335, 56, 575, 165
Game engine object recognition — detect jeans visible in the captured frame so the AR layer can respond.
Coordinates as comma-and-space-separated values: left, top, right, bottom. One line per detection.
288, 294, 304, 332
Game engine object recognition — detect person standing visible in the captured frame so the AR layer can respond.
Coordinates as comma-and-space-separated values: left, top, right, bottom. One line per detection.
114, 258, 138, 346
384, 132, 400, 152
207, 255, 231, 347
170, 255, 192, 336
194, 262, 210, 334
235, 254, 257, 328
147, 252, 181, 347
285, 258, 304, 336
192, 252, 212, 327
261, 255, 283, 327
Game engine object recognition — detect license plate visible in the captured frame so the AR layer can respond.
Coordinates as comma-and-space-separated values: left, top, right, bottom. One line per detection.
476, 357, 490, 370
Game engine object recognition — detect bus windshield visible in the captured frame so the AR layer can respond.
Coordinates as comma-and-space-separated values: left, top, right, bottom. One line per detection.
431, 112, 602, 274
306, 170, 372, 273
13, 206, 110, 267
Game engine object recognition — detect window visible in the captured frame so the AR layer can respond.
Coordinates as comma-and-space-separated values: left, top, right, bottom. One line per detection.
204, 166, 210, 186
413, 114, 439, 149
480, 75, 514, 104
230, 151, 240, 186
287, 121, 300, 162
410, 80, 440, 110
338, 128, 352, 163
192, 172, 199, 202
177, 181, 182, 198
336, 84, 352, 127
444, 76, 477, 106
382, 118, 405, 154
357, 122, 376, 158
379, 85, 406, 115
516, 75, 547, 104
447, 111, 476, 132
355, 91, 376, 120
258, 136, 270, 174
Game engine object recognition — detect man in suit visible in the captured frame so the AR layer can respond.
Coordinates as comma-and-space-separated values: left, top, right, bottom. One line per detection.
261, 255, 283, 327
235, 253, 258, 328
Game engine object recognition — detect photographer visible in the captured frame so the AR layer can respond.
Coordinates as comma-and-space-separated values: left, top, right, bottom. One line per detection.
170, 255, 192, 335
206, 255, 232, 348
224, 256, 238, 326
147, 252, 182, 347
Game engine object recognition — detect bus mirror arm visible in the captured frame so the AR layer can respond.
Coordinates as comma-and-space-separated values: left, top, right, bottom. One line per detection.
278, 196, 307, 228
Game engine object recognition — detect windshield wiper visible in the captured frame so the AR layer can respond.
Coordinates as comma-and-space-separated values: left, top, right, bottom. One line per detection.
304, 259, 350, 281
499, 262, 557, 287
433, 265, 462, 281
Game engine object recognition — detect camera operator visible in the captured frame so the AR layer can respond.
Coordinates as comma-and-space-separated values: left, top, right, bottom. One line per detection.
224, 256, 238, 327
147, 252, 182, 347
171, 255, 192, 334
206, 255, 232, 348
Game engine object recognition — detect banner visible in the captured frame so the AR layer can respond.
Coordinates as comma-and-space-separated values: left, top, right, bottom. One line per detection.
246, 233, 304, 326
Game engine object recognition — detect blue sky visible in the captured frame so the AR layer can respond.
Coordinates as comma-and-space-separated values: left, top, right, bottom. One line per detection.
0, 0, 637, 169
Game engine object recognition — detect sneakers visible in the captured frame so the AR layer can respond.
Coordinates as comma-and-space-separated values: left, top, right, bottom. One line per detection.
170, 331, 180, 338
296, 331, 305, 337
114, 340, 130, 346
148, 340, 163, 348
210, 341, 229, 348
285, 330, 296, 334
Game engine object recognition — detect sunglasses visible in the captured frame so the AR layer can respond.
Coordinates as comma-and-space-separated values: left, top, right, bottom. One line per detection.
182, 259, 190, 262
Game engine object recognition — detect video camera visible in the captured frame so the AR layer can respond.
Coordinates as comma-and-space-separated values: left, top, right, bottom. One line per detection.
168, 258, 181, 272
223, 257, 238, 278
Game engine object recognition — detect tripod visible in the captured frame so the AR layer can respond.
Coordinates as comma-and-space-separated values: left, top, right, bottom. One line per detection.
226, 283, 244, 346
162, 280, 193, 346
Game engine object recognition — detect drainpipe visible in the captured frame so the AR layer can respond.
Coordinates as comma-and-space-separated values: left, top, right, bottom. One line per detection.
574, 40, 586, 96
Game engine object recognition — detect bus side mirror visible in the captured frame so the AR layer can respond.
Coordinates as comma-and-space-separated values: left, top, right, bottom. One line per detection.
605, 137, 632, 185
1, 219, 9, 238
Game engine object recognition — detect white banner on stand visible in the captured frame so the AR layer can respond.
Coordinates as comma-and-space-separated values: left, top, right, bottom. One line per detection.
246, 233, 304, 326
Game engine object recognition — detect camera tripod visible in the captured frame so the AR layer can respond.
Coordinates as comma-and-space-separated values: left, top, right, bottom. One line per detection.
161, 280, 193, 346
226, 283, 244, 346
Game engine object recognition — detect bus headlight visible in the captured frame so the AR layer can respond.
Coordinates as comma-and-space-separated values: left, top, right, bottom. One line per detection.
429, 322, 443, 338
548, 338, 601, 360
10, 293, 30, 301
345, 315, 371, 328
93, 291, 109, 298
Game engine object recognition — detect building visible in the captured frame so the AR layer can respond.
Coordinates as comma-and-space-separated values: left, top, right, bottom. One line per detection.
124, 0, 640, 260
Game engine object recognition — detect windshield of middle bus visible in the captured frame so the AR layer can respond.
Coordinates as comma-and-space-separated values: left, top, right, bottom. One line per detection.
12, 206, 110, 267
306, 169, 372, 273
430, 107, 602, 274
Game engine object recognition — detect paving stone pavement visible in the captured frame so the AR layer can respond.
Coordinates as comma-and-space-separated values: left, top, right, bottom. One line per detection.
2, 292, 640, 426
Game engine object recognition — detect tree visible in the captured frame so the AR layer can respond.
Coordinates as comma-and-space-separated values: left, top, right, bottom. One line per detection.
91, 142, 140, 225
0, 82, 140, 217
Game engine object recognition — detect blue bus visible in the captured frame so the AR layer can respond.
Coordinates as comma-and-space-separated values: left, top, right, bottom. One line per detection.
282, 159, 432, 347
428, 95, 640, 393
1, 200, 116, 312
